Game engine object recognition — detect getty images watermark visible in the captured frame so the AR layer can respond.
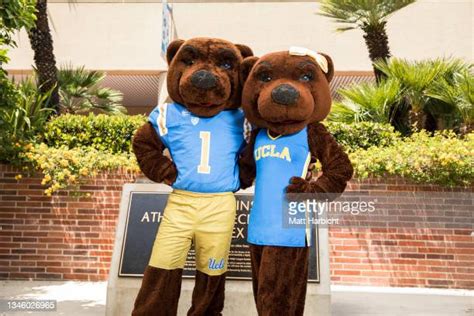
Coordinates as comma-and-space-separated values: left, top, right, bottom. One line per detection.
0, 300, 57, 312
281, 191, 474, 230
282, 193, 378, 228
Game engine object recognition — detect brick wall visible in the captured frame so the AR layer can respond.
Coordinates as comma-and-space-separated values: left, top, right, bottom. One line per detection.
0, 164, 136, 281
0, 164, 472, 289
330, 179, 474, 289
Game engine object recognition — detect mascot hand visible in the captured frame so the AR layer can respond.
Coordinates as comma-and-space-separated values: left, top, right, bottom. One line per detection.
285, 177, 311, 193
239, 168, 255, 189
162, 162, 178, 186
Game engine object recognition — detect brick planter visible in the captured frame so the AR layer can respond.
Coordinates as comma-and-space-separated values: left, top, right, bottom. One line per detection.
0, 164, 472, 289
0, 164, 136, 281
330, 179, 473, 289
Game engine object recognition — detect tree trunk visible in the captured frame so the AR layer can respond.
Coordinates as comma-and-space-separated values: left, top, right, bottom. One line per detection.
389, 96, 411, 135
27, 0, 59, 111
362, 22, 391, 83
424, 111, 437, 132
409, 109, 427, 132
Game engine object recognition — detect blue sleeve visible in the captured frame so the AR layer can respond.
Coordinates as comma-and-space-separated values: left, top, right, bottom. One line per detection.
148, 104, 170, 148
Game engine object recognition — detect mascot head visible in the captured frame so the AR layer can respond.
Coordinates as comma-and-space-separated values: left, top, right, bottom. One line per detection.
240, 47, 334, 135
166, 37, 253, 117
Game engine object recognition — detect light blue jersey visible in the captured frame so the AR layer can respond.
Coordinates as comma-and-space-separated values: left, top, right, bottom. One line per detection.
247, 128, 311, 247
149, 102, 245, 193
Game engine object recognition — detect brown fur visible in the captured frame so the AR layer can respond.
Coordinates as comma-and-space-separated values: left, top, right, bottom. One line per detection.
241, 51, 334, 135
250, 245, 309, 316
132, 38, 253, 316
239, 51, 353, 194
187, 271, 226, 316
167, 37, 253, 117
132, 267, 226, 316
133, 38, 252, 186
239, 51, 353, 316
132, 122, 177, 184
132, 266, 183, 316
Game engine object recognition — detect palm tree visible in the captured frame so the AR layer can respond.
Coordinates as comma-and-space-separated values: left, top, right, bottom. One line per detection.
375, 57, 471, 131
426, 70, 474, 134
27, 0, 60, 111
57, 65, 126, 115
328, 79, 403, 125
319, 0, 416, 82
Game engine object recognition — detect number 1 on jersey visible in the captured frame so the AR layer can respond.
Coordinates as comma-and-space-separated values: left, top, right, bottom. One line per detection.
198, 131, 211, 174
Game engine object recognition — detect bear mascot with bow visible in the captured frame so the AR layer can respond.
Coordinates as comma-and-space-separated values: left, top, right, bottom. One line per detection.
131, 37, 253, 316
239, 47, 353, 316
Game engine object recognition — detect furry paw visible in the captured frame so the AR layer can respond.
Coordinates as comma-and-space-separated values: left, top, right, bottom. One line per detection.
239, 169, 255, 189
163, 163, 178, 186
305, 156, 317, 180
285, 176, 310, 193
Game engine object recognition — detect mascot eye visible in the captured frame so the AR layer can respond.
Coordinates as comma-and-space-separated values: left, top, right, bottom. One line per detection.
300, 73, 314, 82
220, 61, 233, 70
258, 73, 272, 82
182, 59, 195, 66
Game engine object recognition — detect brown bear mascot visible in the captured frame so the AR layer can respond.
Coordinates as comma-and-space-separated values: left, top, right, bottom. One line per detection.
239, 47, 353, 316
131, 38, 252, 316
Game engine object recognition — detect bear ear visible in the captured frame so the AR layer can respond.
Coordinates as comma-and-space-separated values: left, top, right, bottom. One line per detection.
240, 56, 259, 84
318, 52, 335, 83
166, 39, 185, 65
235, 44, 254, 59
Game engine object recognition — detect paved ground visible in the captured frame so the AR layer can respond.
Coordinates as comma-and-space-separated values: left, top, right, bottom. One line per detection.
0, 281, 473, 316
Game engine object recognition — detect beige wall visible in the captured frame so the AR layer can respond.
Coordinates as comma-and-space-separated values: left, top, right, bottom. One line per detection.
6, 0, 473, 72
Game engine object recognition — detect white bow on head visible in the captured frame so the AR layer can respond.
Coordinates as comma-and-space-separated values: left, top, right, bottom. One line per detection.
289, 46, 329, 74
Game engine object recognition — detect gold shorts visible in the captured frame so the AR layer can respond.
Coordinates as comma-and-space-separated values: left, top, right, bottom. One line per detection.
148, 190, 236, 276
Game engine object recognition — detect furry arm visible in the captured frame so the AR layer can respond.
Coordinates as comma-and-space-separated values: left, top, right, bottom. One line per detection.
238, 128, 260, 189
132, 123, 178, 185
286, 122, 353, 200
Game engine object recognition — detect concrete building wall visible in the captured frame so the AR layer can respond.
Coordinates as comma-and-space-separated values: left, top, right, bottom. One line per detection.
5, 0, 473, 72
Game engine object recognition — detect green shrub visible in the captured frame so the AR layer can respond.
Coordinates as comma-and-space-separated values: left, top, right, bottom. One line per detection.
0, 79, 54, 163
326, 121, 401, 152
350, 130, 474, 186
20, 143, 139, 195
44, 113, 147, 153
0, 76, 19, 111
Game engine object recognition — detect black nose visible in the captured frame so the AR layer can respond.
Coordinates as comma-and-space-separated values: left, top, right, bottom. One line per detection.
271, 84, 300, 106
190, 70, 217, 90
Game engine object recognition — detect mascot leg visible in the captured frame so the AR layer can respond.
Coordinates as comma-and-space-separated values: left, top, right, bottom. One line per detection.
187, 192, 236, 316
132, 191, 194, 316
250, 245, 310, 316
187, 271, 226, 316
132, 266, 183, 316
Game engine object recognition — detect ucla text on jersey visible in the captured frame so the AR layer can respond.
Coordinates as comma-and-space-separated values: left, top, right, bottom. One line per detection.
149, 102, 245, 193
248, 128, 312, 247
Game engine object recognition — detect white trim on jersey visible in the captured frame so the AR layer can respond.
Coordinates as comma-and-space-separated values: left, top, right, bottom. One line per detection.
301, 152, 312, 247
157, 102, 168, 136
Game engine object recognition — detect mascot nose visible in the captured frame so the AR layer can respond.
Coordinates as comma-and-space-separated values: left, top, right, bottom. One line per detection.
191, 70, 217, 90
271, 84, 300, 106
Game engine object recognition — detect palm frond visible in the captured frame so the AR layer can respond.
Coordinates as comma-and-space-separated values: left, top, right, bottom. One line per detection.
57, 64, 126, 115
375, 57, 472, 113
328, 79, 402, 123
319, 0, 416, 31
426, 70, 474, 125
